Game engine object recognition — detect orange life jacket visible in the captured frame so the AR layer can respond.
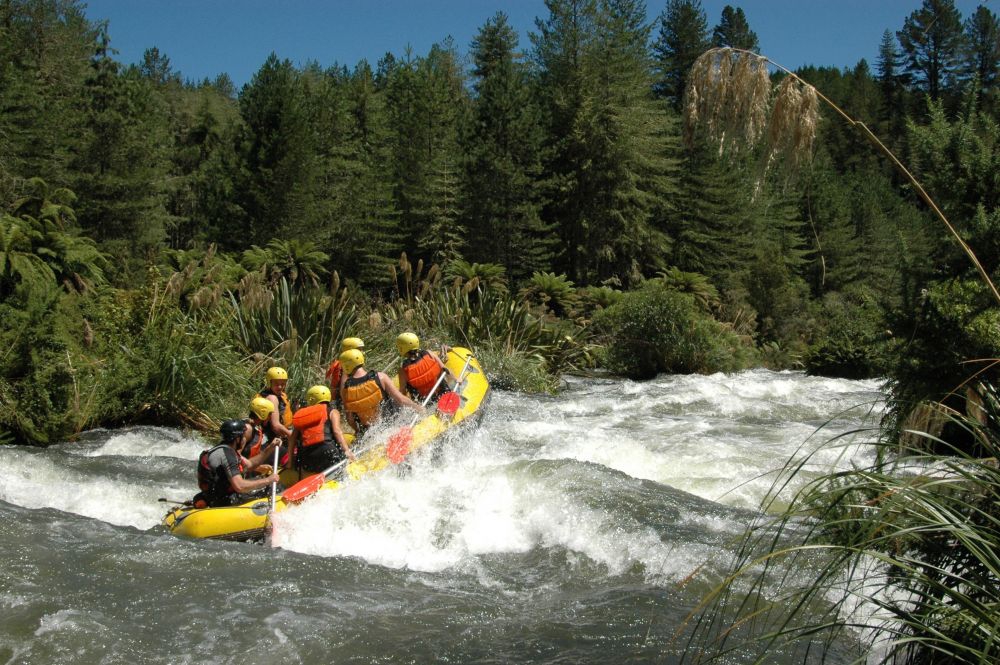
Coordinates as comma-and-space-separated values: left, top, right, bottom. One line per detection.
401, 350, 442, 397
292, 403, 332, 447
241, 423, 266, 458
342, 370, 385, 427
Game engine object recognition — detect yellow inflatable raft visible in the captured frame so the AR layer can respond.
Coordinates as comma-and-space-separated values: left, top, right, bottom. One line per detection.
161, 346, 489, 541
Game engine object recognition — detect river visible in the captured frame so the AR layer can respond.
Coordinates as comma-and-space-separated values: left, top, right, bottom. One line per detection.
0, 370, 883, 664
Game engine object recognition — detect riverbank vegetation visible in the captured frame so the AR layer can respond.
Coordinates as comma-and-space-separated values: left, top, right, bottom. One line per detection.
2, 1, 999, 657
672, 7, 1000, 663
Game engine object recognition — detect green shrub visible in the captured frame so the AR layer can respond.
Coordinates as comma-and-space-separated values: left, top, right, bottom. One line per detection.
804, 291, 891, 378
591, 283, 756, 378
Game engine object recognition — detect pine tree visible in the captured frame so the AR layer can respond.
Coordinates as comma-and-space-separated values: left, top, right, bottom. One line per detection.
962, 5, 1000, 107
0, 0, 94, 189
876, 29, 908, 137
138, 46, 180, 86
384, 43, 467, 262
669, 140, 751, 281
339, 61, 400, 287
534, 0, 678, 285
652, 0, 710, 108
409, 42, 468, 265
73, 25, 170, 265
897, 0, 966, 101
801, 156, 864, 296
235, 53, 318, 244
464, 12, 553, 281
711, 5, 758, 51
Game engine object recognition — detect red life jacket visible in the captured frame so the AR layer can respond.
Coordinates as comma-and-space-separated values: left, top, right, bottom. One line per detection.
292, 403, 333, 447
325, 360, 342, 388
401, 350, 442, 397
197, 445, 246, 502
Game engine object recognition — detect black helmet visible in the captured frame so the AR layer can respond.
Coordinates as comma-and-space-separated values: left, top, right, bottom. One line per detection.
220, 419, 245, 443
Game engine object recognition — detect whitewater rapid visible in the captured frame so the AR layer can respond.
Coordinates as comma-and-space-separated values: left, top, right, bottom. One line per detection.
0, 369, 882, 664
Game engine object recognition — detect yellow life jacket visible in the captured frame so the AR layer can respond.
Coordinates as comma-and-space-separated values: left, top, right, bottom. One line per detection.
342, 371, 385, 427
257, 388, 293, 429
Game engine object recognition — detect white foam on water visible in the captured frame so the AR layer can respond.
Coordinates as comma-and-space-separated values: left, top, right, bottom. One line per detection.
7, 369, 883, 580
505, 369, 882, 510
2, 446, 173, 529
34, 608, 109, 637
74, 427, 206, 460
272, 441, 731, 585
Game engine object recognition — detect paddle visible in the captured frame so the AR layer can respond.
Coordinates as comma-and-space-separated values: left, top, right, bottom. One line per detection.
268, 441, 280, 512
281, 438, 377, 503
436, 353, 475, 416
385, 368, 453, 464
386, 353, 474, 463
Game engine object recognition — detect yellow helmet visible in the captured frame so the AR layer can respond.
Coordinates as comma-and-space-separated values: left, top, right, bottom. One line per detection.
396, 332, 420, 356
250, 396, 274, 420
340, 337, 365, 352
306, 385, 332, 406
339, 348, 365, 374
266, 366, 288, 382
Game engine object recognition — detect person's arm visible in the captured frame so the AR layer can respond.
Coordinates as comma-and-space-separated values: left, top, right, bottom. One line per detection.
329, 408, 355, 461
379, 371, 424, 413
224, 448, 278, 493
284, 429, 299, 467
431, 351, 457, 383
266, 394, 293, 437
229, 470, 279, 493
398, 364, 409, 395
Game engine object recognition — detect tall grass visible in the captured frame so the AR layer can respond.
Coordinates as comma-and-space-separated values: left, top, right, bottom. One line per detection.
679, 402, 1000, 663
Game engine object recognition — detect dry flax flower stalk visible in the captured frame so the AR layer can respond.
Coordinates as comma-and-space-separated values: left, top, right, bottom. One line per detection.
684, 48, 772, 155
683, 47, 1000, 306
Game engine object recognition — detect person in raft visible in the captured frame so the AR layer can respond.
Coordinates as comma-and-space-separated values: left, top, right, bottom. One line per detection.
238, 396, 282, 460
339, 348, 423, 436
193, 419, 281, 508
325, 337, 365, 402
257, 366, 293, 441
396, 332, 455, 402
287, 385, 356, 472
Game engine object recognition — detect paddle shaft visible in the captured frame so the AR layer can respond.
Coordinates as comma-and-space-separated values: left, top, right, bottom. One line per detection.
451, 353, 475, 393
269, 442, 279, 511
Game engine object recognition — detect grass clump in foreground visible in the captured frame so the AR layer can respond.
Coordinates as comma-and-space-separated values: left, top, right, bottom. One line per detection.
678, 402, 1000, 664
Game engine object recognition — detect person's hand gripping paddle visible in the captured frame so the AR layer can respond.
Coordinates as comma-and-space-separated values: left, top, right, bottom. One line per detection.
386, 353, 473, 463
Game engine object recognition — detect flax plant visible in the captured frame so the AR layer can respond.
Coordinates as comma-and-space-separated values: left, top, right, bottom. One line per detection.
228, 274, 361, 394
679, 408, 1000, 663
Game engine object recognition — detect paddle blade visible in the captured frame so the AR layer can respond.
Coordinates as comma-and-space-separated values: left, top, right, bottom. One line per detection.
386, 428, 412, 464
437, 391, 460, 415
282, 472, 326, 502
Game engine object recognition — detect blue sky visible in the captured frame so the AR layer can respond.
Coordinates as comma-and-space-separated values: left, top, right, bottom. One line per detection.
83, 1, 992, 88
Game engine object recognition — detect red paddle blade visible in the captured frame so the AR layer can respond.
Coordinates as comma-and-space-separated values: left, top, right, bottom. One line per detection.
282, 472, 326, 502
437, 391, 460, 415
386, 428, 412, 464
